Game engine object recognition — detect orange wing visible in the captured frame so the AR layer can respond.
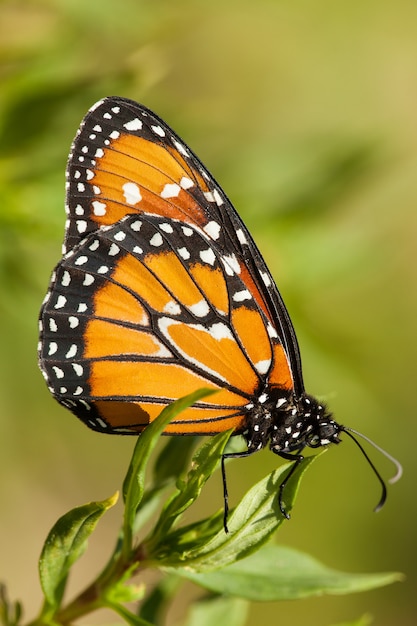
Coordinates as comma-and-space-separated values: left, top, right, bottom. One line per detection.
40, 212, 292, 434
39, 97, 301, 435
65, 97, 302, 377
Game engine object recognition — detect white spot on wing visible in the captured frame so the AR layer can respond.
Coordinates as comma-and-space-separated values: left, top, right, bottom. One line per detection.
68, 316, 79, 328
54, 295, 67, 309
52, 366, 64, 379
188, 300, 210, 317
130, 220, 142, 231
177, 247, 190, 260
92, 201, 107, 216
73, 363, 84, 376
161, 183, 181, 199
261, 271, 272, 287
123, 182, 142, 205
210, 322, 234, 341
204, 221, 221, 240
83, 274, 94, 286
200, 248, 216, 265
236, 229, 248, 245
233, 289, 252, 302
173, 140, 188, 156
267, 323, 278, 339
65, 344, 78, 359
108, 243, 120, 256
163, 300, 182, 315
255, 359, 271, 374
221, 253, 241, 276
61, 271, 71, 287
182, 226, 193, 237
213, 189, 223, 206
76, 220, 87, 233
180, 176, 194, 189
150, 232, 163, 247
151, 125, 165, 137
124, 118, 142, 131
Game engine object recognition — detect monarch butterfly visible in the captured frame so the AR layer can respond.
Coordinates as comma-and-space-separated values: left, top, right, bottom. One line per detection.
38, 96, 401, 530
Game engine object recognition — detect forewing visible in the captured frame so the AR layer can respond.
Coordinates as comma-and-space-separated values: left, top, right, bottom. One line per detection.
65, 97, 301, 390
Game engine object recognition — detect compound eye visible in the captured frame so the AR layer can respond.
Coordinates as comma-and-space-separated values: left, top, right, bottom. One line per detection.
307, 433, 321, 448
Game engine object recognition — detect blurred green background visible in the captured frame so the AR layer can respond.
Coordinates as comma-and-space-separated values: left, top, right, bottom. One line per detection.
0, 1, 416, 624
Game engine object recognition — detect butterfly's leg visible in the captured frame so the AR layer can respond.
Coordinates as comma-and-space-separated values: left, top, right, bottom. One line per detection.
221, 448, 258, 533
275, 450, 304, 519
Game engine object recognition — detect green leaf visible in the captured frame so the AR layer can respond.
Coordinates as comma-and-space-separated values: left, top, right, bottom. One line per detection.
181, 595, 249, 626
39, 493, 118, 611
176, 544, 403, 601
149, 430, 232, 545
122, 388, 216, 555
129, 486, 167, 537
153, 511, 225, 556
162, 455, 315, 570
153, 436, 199, 485
131, 436, 199, 535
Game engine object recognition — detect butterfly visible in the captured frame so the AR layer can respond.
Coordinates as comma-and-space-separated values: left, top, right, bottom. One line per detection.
38, 96, 401, 530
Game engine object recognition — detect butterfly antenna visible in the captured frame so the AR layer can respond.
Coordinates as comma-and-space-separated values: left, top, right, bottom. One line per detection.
344, 427, 403, 483
341, 426, 403, 512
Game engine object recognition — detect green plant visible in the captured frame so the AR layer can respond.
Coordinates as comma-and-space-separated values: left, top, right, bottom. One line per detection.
0, 390, 401, 626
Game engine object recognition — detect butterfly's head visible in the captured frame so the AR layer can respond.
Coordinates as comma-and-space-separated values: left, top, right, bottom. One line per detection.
270, 392, 341, 454
269, 390, 403, 513
304, 399, 342, 450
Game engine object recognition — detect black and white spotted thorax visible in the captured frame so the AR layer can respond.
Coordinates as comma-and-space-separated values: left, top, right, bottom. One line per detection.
243, 390, 342, 455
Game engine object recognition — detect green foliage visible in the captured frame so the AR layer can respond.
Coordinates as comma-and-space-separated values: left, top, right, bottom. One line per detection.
181, 596, 249, 626
39, 493, 118, 613
0, 394, 401, 626
121, 389, 216, 557
178, 545, 401, 601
